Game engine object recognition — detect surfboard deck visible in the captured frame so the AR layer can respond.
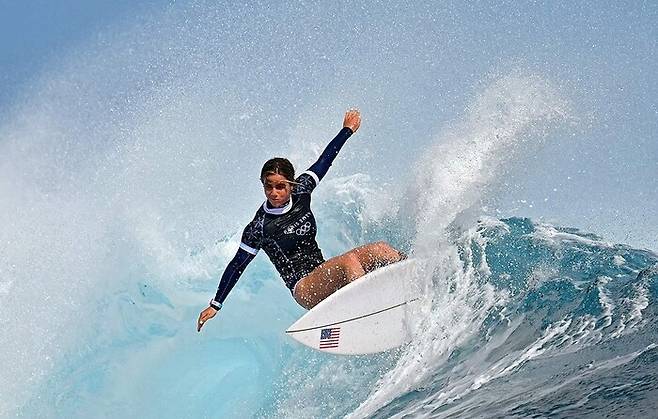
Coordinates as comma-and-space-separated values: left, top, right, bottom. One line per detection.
285, 259, 422, 355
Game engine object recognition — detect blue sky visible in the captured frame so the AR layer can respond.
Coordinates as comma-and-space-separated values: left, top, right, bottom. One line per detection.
0, 0, 167, 106
0, 0, 656, 248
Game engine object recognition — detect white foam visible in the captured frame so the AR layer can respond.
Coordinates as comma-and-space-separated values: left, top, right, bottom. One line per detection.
348, 231, 502, 418
610, 280, 650, 339
613, 255, 626, 266
532, 223, 613, 249
349, 72, 572, 418
596, 276, 615, 329
411, 72, 571, 253
626, 283, 649, 329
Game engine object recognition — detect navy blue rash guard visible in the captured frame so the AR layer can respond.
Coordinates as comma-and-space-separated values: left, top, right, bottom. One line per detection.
211, 127, 353, 308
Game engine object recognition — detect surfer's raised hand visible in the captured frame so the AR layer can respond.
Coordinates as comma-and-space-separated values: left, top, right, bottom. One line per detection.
343, 109, 361, 133
197, 306, 218, 332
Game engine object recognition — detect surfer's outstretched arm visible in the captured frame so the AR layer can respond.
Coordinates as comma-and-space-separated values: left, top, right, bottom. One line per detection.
198, 210, 263, 331
306, 109, 361, 183
197, 248, 255, 332
212, 248, 255, 306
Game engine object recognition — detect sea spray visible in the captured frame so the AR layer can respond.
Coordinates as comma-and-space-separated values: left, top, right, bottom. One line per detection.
413, 72, 571, 251
349, 73, 572, 418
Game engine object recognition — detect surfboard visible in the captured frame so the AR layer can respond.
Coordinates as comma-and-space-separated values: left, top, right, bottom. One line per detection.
285, 259, 422, 355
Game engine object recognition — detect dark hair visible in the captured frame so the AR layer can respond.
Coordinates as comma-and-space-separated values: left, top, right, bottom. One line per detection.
260, 157, 295, 183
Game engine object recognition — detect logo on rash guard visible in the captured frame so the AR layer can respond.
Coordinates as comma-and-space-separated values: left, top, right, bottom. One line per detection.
284, 212, 312, 235
296, 222, 312, 235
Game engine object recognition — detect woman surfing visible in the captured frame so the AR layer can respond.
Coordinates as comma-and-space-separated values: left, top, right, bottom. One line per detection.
197, 109, 406, 332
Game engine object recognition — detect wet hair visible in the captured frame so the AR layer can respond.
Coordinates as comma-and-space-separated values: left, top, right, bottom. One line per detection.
260, 157, 295, 183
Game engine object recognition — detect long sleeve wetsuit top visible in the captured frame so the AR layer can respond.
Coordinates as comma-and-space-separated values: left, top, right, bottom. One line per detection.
211, 127, 353, 308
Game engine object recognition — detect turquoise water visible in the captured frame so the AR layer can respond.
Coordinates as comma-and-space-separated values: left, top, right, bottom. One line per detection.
13, 216, 658, 418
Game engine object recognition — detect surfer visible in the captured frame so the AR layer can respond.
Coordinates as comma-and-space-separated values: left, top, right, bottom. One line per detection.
197, 109, 405, 332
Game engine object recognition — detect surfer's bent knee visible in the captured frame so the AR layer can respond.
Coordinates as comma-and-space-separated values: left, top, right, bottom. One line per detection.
293, 280, 313, 309
293, 277, 310, 299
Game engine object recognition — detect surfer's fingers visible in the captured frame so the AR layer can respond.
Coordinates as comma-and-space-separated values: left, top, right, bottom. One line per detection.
343, 109, 361, 132
201, 310, 215, 323
197, 307, 218, 331
197, 318, 208, 332
197, 312, 208, 331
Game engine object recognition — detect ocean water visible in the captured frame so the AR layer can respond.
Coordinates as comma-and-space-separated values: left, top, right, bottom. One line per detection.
1, 2, 656, 418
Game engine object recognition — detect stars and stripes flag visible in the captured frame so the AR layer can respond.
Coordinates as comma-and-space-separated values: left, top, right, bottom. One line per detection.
319, 327, 340, 349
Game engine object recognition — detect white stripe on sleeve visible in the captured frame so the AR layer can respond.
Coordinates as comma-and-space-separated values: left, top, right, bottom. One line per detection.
302, 170, 320, 186
239, 242, 259, 255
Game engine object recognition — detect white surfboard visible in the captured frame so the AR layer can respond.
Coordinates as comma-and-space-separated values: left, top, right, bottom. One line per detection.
285, 259, 422, 355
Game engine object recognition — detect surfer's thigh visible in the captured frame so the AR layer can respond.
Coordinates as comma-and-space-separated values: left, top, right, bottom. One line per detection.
293, 253, 362, 309
348, 241, 402, 273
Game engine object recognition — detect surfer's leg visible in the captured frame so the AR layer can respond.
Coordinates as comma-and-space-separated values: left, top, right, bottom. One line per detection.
293, 242, 405, 309
346, 241, 406, 273
293, 253, 365, 309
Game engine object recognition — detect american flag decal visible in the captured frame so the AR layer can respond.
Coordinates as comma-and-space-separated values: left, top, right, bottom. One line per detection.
319, 327, 340, 349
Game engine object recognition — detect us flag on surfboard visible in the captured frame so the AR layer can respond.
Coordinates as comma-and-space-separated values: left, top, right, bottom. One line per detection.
319, 327, 340, 349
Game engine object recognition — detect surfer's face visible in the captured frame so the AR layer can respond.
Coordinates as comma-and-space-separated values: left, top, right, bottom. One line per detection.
263, 173, 292, 207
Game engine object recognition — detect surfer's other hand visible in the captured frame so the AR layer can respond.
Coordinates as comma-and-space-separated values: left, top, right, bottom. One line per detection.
197, 306, 218, 332
343, 109, 361, 133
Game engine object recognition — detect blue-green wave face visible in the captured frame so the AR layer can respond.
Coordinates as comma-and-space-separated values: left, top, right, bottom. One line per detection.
358, 217, 658, 418
13, 211, 658, 419
1, 2, 656, 418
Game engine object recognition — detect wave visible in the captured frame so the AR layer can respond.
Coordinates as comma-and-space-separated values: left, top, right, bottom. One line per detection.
1, 15, 654, 415
352, 217, 658, 418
